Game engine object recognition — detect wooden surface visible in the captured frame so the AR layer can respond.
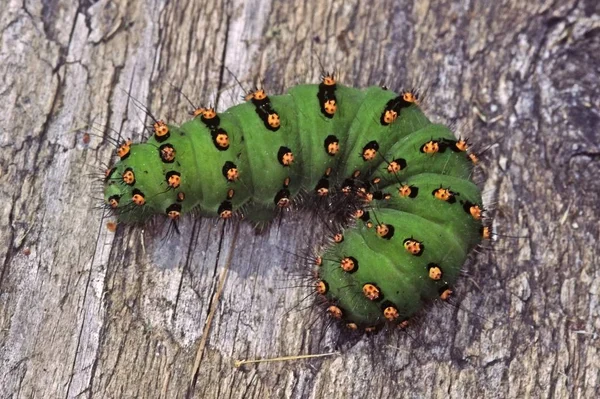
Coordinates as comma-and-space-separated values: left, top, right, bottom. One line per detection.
1, 0, 599, 398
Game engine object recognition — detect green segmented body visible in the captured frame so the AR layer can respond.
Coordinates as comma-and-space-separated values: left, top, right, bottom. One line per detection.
104, 79, 484, 330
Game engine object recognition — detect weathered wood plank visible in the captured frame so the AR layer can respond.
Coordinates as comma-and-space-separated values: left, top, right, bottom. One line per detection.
1, 0, 599, 398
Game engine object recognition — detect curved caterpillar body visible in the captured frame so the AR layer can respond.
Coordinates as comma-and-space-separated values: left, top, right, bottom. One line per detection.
104, 75, 486, 331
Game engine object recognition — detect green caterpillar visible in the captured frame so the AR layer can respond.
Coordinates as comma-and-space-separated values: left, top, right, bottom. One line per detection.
103, 74, 488, 331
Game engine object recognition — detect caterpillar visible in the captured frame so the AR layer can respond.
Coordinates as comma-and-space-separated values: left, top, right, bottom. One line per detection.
103, 74, 487, 331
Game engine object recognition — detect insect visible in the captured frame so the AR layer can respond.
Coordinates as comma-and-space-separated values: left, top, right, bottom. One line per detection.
103, 73, 488, 332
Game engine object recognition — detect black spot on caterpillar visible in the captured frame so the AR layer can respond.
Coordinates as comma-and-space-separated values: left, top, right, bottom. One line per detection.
103, 74, 488, 331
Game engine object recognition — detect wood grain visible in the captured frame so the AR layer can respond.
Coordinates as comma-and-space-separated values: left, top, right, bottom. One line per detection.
1, 0, 599, 398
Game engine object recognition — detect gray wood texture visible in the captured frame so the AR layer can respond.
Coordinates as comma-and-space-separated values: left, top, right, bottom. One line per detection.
1, 0, 599, 397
